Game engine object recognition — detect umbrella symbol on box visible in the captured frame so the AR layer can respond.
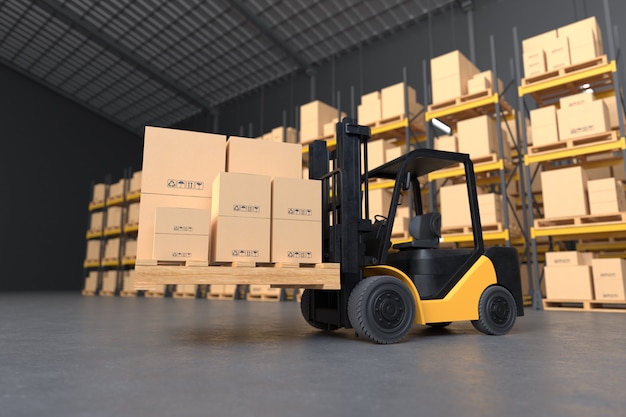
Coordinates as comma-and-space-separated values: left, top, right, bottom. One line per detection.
196, 181, 203, 189
177, 180, 185, 188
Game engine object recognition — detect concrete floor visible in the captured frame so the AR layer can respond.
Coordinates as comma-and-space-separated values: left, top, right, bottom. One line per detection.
1, 292, 626, 417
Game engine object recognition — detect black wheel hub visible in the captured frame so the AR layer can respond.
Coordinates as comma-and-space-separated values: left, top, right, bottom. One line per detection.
373, 290, 406, 330
489, 295, 511, 325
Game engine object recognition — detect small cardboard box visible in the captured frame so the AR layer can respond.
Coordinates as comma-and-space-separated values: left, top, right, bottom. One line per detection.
153, 234, 209, 262
136, 193, 212, 260
545, 251, 594, 267
545, 265, 594, 299
456, 115, 499, 158
380, 82, 424, 121
588, 178, 626, 214
440, 183, 481, 228
272, 177, 321, 222
212, 172, 271, 219
101, 270, 117, 293
210, 216, 270, 263
141, 126, 226, 198
557, 99, 609, 141
530, 106, 559, 146
540, 166, 588, 218
591, 258, 626, 300
154, 207, 211, 235
430, 50, 479, 103
226, 136, 302, 179
300, 100, 340, 143
271, 219, 321, 263
435, 135, 457, 152
545, 36, 571, 71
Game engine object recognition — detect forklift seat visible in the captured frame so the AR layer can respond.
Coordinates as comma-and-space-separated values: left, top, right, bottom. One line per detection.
392, 212, 441, 250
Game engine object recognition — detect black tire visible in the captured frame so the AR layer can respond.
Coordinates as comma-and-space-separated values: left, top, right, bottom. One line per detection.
347, 276, 415, 344
299, 289, 339, 331
471, 285, 517, 335
426, 322, 451, 328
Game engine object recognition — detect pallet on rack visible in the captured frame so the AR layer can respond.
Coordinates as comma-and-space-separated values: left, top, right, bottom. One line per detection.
81, 289, 97, 296
428, 89, 494, 112
441, 222, 507, 236
528, 130, 619, 156
99, 290, 116, 297
543, 298, 626, 313
534, 212, 626, 229
521, 55, 609, 87
119, 290, 139, 297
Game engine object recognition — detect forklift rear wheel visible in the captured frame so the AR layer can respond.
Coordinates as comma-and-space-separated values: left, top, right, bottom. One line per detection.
300, 289, 339, 331
471, 285, 517, 335
347, 276, 415, 344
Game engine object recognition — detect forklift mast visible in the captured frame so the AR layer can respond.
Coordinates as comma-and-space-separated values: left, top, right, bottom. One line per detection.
308, 118, 372, 327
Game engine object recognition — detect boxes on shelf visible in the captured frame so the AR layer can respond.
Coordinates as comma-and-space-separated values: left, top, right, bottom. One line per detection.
540, 166, 589, 218
211, 172, 271, 263
85, 240, 101, 264
380, 82, 424, 123
430, 50, 479, 104
591, 258, 626, 300
529, 105, 559, 146
522, 30, 557, 77
434, 135, 457, 153
456, 115, 506, 159
101, 270, 117, 293
153, 207, 211, 262
141, 126, 226, 198
124, 238, 137, 260
226, 136, 302, 179
601, 95, 625, 130
587, 178, 626, 214
467, 70, 504, 95
271, 177, 322, 263
358, 90, 382, 125
557, 16, 603, 64
104, 237, 121, 261
545, 251, 594, 299
300, 100, 342, 143
544, 36, 570, 71
126, 202, 140, 226
121, 269, 136, 293
269, 126, 297, 143
478, 193, 503, 225
557, 94, 609, 141
91, 183, 106, 204
83, 271, 98, 293
105, 206, 123, 230
129, 171, 142, 194
89, 211, 104, 233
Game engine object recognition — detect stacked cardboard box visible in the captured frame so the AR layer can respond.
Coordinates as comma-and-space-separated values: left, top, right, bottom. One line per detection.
591, 258, 626, 300
588, 178, 626, 214
83, 270, 98, 293
126, 202, 140, 227
121, 269, 136, 294
467, 70, 504, 95
268, 126, 297, 143
529, 105, 559, 146
381, 82, 424, 123
107, 178, 126, 203
153, 207, 211, 262
434, 135, 457, 153
85, 240, 101, 265
430, 50, 479, 104
300, 100, 342, 143
358, 91, 382, 125
103, 237, 120, 263
544, 251, 595, 299
136, 126, 226, 262
105, 206, 123, 231
88, 211, 103, 235
557, 92, 609, 141
540, 166, 589, 218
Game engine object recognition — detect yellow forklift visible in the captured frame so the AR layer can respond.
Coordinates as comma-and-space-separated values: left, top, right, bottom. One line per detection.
301, 118, 523, 344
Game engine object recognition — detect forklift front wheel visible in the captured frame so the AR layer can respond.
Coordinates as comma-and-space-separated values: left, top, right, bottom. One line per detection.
347, 276, 415, 344
471, 285, 517, 336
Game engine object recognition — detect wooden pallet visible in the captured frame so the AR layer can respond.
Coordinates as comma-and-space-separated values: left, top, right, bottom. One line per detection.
81, 290, 97, 296
134, 259, 341, 290
441, 222, 506, 235
521, 55, 609, 87
119, 291, 139, 297
528, 130, 619, 156
543, 298, 626, 313
99, 290, 116, 297
535, 212, 626, 228
428, 89, 494, 112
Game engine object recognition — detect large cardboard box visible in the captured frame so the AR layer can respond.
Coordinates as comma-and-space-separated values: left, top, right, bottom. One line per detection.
588, 178, 626, 214
380, 82, 424, 121
127, 202, 140, 225
530, 106, 559, 146
591, 258, 626, 300
85, 240, 101, 262
456, 115, 499, 158
430, 50, 479, 103
300, 100, 340, 143
226, 136, 302, 179
545, 37, 571, 71
211, 216, 270, 262
545, 251, 594, 267
602, 96, 625, 130
564, 28, 598, 64
212, 172, 271, 219
101, 270, 117, 293
435, 135, 457, 153
271, 219, 321, 263
545, 265, 594, 299
272, 177, 321, 222
557, 16, 603, 59
89, 211, 103, 232
141, 126, 226, 197
540, 166, 588, 218
136, 193, 212, 260
92, 183, 106, 203
440, 183, 476, 228
153, 233, 209, 262
478, 193, 503, 225
557, 99, 609, 141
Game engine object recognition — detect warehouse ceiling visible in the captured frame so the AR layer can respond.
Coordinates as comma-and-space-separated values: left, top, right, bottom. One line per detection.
0, 0, 457, 134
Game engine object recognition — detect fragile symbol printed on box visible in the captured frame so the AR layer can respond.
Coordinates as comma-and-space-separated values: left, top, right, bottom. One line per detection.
232, 204, 260, 213
167, 179, 204, 190
171, 251, 192, 257
173, 226, 193, 232
287, 208, 313, 216
287, 251, 312, 258
231, 249, 259, 257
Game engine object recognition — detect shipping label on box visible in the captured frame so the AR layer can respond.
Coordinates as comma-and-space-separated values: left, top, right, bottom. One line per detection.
154, 207, 210, 235
210, 216, 270, 263
141, 126, 226, 198
212, 172, 271, 219
557, 100, 609, 141
271, 219, 321, 263
545, 265, 594, 299
591, 258, 626, 300
560, 92, 595, 109
272, 177, 321, 222
153, 233, 209, 262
